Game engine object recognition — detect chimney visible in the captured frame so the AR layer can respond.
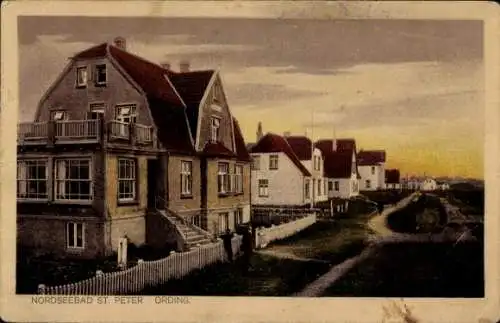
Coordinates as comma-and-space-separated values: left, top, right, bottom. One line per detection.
113, 36, 126, 51
283, 131, 291, 137
256, 122, 263, 142
179, 60, 190, 73
161, 62, 171, 70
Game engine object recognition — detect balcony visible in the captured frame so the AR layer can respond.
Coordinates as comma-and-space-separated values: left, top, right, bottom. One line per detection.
18, 119, 155, 147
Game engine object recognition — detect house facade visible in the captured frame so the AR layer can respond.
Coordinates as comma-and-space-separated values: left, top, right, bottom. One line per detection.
357, 150, 386, 191
385, 169, 401, 190
284, 135, 328, 204
420, 178, 438, 191
250, 133, 312, 206
315, 139, 360, 199
17, 38, 251, 259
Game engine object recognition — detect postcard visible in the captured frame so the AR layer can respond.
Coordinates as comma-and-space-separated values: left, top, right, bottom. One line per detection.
1, 1, 499, 322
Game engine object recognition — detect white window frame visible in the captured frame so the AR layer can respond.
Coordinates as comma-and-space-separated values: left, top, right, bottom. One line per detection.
235, 208, 243, 226
51, 111, 66, 121
88, 103, 106, 119
317, 179, 322, 196
269, 155, 279, 170
219, 212, 229, 234
17, 159, 49, 200
181, 161, 193, 196
258, 179, 269, 197
251, 156, 260, 170
66, 222, 85, 249
118, 158, 136, 202
95, 64, 107, 85
54, 158, 93, 202
210, 116, 221, 143
218, 162, 229, 194
305, 179, 310, 199
76, 66, 88, 87
235, 164, 243, 194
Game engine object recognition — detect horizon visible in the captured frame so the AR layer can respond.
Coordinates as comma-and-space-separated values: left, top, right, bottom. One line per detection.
18, 17, 484, 179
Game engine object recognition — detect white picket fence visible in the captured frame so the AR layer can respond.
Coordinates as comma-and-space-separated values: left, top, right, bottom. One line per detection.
38, 235, 242, 295
255, 213, 317, 249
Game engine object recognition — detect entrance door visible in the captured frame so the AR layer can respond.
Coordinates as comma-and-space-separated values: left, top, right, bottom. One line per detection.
147, 159, 160, 208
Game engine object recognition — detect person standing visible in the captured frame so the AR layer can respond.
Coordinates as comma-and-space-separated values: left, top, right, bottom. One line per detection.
222, 229, 234, 262
241, 226, 253, 273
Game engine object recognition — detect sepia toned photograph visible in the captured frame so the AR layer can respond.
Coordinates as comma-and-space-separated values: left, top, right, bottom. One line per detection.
1, 1, 499, 323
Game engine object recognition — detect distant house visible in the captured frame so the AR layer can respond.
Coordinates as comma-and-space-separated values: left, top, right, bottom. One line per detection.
357, 150, 386, 190
385, 169, 401, 190
421, 178, 438, 191
16, 38, 251, 258
250, 133, 312, 206
315, 139, 360, 199
285, 135, 329, 204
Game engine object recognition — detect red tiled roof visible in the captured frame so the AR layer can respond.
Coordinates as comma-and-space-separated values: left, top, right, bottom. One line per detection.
385, 169, 401, 184
202, 141, 236, 158
73, 42, 108, 59
285, 136, 312, 160
358, 150, 386, 166
233, 118, 251, 162
314, 138, 356, 155
250, 133, 311, 176
323, 151, 354, 179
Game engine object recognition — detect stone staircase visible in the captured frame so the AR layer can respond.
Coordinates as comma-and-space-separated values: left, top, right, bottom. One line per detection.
159, 210, 213, 250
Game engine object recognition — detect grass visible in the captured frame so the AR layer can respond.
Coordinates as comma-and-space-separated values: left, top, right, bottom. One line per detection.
322, 241, 484, 297
139, 253, 330, 296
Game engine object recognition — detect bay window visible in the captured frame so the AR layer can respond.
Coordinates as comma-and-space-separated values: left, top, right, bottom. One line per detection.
17, 160, 48, 200
218, 162, 229, 194
55, 159, 92, 201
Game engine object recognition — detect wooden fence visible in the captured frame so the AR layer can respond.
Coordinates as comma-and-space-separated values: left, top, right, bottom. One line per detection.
38, 235, 243, 295
254, 213, 317, 249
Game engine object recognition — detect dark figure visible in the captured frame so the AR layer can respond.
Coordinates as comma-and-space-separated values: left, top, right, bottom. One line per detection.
377, 203, 384, 214
241, 227, 254, 273
222, 229, 234, 262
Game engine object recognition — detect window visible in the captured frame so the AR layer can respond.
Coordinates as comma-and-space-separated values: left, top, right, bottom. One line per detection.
324, 180, 327, 195
218, 163, 229, 194
88, 103, 105, 119
366, 180, 371, 189
118, 158, 136, 201
269, 155, 279, 170
116, 104, 137, 124
51, 111, 66, 121
55, 159, 92, 201
66, 222, 85, 249
371, 166, 375, 175
210, 117, 220, 143
251, 156, 260, 170
234, 208, 244, 226
304, 179, 310, 199
328, 180, 333, 192
76, 67, 87, 87
318, 179, 322, 196
95, 64, 107, 85
219, 212, 229, 234
181, 161, 192, 196
334, 181, 340, 191
17, 160, 48, 199
258, 179, 269, 197
234, 165, 243, 193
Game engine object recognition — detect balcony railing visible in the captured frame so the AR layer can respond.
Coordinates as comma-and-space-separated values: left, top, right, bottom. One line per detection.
18, 119, 155, 147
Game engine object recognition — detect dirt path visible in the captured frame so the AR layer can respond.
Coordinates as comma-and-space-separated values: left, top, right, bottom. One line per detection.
255, 249, 330, 264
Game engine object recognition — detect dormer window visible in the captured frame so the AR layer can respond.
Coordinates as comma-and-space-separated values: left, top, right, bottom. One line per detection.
51, 111, 65, 121
95, 64, 107, 85
76, 67, 87, 87
210, 116, 220, 143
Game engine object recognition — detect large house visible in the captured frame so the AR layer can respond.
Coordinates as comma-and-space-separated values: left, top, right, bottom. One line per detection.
385, 169, 401, 190
357, 150, 386, 190
284, 135, 329, 204
249, 133, 312, 206
315, 139, 360, 199
16, 37, 251, 259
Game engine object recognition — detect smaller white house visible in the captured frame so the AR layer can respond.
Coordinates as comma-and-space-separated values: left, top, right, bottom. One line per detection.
421, 178, 438, 191
315, 139, 360, 199
250, 133, 312, 206
285, 135, 329, 204
357, 150, 386, 191
385, 169, 401, 190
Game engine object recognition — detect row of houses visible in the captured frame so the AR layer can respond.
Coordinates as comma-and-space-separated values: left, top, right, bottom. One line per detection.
246, 124, 404, 207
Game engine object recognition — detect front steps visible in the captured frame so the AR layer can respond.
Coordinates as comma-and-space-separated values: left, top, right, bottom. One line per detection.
160, 211, 213, 250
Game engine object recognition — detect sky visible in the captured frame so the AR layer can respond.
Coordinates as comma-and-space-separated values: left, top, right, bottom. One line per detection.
18, 17, 484, 179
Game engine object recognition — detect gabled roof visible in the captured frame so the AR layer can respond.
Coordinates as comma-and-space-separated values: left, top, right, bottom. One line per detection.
284, 136, 312, 160
314, 138, 356, 155
358, 150, 386, 166
323, 151, 354, 179
233, 118, 251, 162
250, 133, 311, 176
385, 169, 401, 184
